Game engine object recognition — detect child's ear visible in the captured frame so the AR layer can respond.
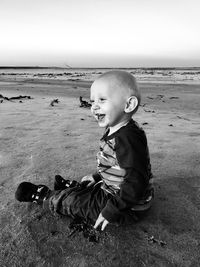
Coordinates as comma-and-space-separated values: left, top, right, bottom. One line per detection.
124, 96, 138, 113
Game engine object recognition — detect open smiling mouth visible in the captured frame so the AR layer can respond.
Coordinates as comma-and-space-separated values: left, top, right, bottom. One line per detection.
95, 114, 105, 121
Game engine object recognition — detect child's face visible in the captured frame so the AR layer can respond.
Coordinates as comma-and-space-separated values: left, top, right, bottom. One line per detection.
90, 79, 129, 129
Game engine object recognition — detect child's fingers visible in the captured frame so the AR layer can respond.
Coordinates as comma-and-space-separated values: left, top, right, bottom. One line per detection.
93, 219, 101, 229
101, 219, 109, 231
94, 213, 109, 230
94, 214, 104, 229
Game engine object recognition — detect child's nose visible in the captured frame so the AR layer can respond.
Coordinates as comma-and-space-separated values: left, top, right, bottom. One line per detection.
92, 102, 100, 110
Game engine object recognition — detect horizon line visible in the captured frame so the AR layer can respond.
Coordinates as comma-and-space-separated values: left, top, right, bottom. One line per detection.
0, 66, 200, 70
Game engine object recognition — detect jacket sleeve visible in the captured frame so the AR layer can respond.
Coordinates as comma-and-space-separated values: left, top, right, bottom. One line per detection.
101, 169, 146, 222
101, 130, 150, 223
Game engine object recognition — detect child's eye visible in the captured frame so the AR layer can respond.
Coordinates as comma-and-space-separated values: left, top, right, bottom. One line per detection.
90, 98, 106, 104
99, 98, 106, 102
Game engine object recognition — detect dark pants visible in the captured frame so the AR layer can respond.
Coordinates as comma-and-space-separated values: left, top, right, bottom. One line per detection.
43, 181, 148, 225
43, 182, 109, 224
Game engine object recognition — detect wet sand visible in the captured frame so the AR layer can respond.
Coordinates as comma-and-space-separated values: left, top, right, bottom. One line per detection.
0, 78, 200, 266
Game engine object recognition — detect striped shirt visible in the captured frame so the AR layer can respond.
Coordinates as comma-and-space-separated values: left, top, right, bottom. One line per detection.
97, 137, 126, 194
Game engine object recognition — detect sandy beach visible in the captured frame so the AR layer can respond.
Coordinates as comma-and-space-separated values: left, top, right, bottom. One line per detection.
0, 74, 200, 266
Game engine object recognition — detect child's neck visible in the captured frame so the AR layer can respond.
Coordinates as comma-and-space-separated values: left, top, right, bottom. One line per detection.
108, 119, 131, 136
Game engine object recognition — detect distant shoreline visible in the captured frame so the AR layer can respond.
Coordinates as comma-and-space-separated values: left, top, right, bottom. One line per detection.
1, 67, 200, 85
0, 66, 200, 70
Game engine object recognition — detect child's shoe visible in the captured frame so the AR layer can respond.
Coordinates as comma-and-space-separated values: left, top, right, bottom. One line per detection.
15, 182, 51, 204
54, 175, 79, 190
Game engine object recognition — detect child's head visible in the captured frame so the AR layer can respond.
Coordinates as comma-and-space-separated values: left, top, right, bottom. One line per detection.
90, 70, 141, 131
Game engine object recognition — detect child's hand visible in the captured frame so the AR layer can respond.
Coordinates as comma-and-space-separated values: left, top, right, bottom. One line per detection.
81, 175, 95, 187
94, 213, 109, 231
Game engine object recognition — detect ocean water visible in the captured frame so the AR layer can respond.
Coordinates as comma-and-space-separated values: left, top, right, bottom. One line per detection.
0, 67, 200, 84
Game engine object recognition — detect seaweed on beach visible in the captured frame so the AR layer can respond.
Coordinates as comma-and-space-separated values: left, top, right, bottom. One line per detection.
68, 217, 101, 243
50, 99, 59, 106
0, 94, 33, 101
79, 96, 91, 108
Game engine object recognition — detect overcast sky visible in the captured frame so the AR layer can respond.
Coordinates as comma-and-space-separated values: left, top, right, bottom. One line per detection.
0, 0, 200, 67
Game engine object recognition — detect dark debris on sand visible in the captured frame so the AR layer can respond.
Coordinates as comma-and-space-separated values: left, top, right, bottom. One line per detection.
68, 217, 101, 243
79, 96, 91, 108
50, 99, 59, 106
0, 93, 33, 102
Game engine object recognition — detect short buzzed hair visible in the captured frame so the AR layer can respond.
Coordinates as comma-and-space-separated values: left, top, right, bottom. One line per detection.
97, 70, 141, 109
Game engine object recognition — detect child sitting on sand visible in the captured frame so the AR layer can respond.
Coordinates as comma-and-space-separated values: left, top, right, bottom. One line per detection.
15, 70, 154, 232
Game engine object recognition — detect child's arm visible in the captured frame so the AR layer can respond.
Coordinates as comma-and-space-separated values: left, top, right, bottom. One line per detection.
93, 169, 144, 230
101, 169, 145, 221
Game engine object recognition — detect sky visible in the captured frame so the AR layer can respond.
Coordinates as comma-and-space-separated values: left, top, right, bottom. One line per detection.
0, 0, 200, 68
